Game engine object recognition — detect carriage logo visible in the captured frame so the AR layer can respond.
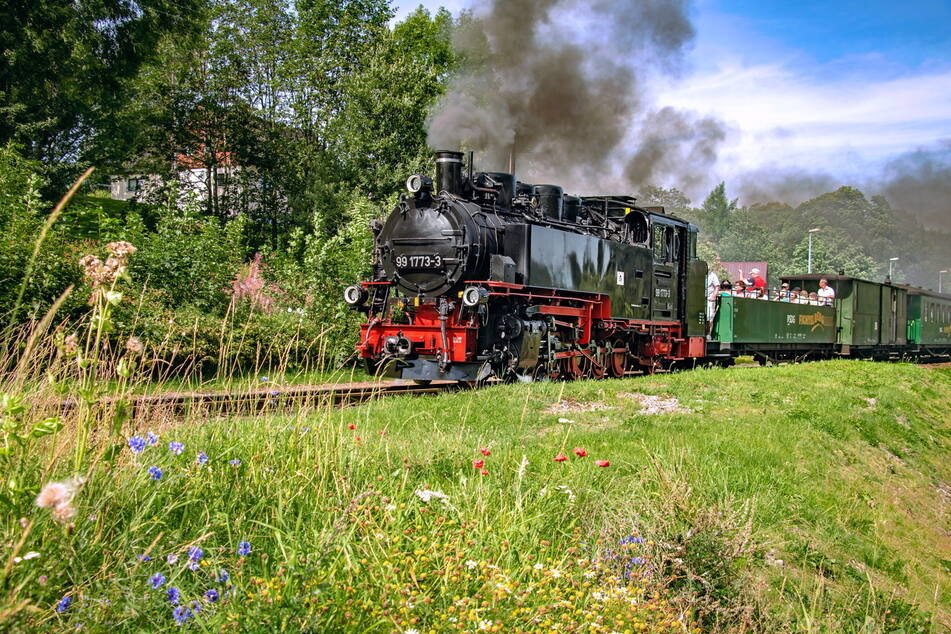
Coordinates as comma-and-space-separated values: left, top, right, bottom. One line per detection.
941, 324, 951, 335
798, 312, 834, 331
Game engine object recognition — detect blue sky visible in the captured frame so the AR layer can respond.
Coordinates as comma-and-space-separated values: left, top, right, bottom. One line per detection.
392, 0, 951, 195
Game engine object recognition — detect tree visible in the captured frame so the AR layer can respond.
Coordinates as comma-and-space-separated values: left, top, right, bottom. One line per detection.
701, 182, 736, 242
0, 0, 206, 189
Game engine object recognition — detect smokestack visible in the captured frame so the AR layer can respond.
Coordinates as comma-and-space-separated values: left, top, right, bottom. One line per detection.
435, 150, 464, 195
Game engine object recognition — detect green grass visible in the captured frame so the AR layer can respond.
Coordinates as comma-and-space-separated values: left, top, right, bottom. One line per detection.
3, 360, 950, 632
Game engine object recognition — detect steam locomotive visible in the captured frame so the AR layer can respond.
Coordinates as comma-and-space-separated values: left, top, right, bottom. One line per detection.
344, 151, 951, 382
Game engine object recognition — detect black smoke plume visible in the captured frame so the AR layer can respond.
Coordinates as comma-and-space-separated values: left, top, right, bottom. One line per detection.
426, 0, 726, 192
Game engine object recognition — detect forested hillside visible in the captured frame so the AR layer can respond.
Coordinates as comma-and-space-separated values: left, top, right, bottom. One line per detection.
0, 0, 947, 372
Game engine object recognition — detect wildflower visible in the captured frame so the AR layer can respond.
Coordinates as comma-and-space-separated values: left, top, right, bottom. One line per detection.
553, 453, 568, 462
472, 459, 485, 469
172, 605, 193, 625
125, 336, 144, 355
533, 563, 544, 570
55, 595, 71, 613
190, 600, 202, 613
188, 547, 203, 563
620, 535, 645, 545
149, 573, 166, 589
137, 555, 152, 562
13, 551, 40, 563
167, 586, 181, 605
189, 561, 200, 571
229, 459, 241, 467
146, 431, 159, 446
168, 441, 184, 455
347, 423, 356, 430
480, 469, 489, 475
63, 333, 79, 355
237, 541, 251, 556
405, 629, 420, 634
573, 447, 588, 457
631, 556, 646, 565
465, 560, 479, 569
128, 436, 146, 454
167, 554, 179, 564
197, 452, 208, 465
148, 466, 163, 481
204, 588, 219, 603
217, 569, 229, 583
413, 489, 448, 503
35, 477, 82, 523
259, 376, 269, 382
594, 460, 611, 467
479, 447, 491, 456
107, 240, 137, 258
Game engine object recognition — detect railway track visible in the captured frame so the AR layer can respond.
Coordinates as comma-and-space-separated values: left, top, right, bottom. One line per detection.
58, 380, 460, 422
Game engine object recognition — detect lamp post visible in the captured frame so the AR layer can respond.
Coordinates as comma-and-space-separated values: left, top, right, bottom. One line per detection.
888, 257, 899, 280
940, 269, 948, 293
807, 228, 820, 274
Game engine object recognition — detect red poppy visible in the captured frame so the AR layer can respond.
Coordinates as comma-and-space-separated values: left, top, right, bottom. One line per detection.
594, 460, 610, 467
347, 423, 356, 430
472, 459, 485, 469
573, 447, 587, 457
355, 436, 363, 442
480, 470, 489, 476
553, 454, 568, 462
479, 447, 491, 456
379, 430, 386, 436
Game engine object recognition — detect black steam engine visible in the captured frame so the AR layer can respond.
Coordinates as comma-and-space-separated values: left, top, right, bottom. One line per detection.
345, 151, 710, 383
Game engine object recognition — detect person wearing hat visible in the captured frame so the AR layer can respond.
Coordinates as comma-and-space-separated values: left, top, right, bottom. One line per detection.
749, 268, 766, 293
778, 282, 791, 301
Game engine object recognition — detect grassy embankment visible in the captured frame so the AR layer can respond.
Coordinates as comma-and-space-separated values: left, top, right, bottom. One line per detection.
3, 360, 949, 632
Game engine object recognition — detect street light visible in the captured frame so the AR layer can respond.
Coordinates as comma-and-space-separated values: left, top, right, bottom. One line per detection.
940, 269, 948, 293
888, 257, 899, 280
807, 228, 820, 274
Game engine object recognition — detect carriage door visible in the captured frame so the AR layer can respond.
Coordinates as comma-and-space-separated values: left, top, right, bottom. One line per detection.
651, 221, 677, 320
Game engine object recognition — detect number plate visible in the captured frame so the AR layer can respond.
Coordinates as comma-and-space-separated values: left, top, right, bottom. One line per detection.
394, 253, 443, 269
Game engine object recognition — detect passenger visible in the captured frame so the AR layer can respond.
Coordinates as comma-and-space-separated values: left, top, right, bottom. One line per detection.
808, 291, 819, 305
755, 287, 768, 300
749, 268, 766, 292
733, 280, 748, 297
797, 290, 810, 304
778, 282, 791, 300
817, 278, 835, 306
706, 268, 720, 335
719, 280, 732, 295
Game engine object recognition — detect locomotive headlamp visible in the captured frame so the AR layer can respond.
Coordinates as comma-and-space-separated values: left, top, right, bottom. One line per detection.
343, 284, 368, 306
462, 286, 484, 307
405, 174, 433, 194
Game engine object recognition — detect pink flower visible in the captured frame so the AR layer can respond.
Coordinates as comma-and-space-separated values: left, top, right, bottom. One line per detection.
554, 454, 568, 462
472, 459, 485, 469
347, 423, 356, 430
35, 477, 83, 523
573, 447, 587, 457
480, 470, 489, 476
479, 448, 491, 456
594, 460, 611, 468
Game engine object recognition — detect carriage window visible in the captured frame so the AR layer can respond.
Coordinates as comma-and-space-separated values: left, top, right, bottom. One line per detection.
688, 232, 697, 259
627, 212, 649, 244
652, 225, 667, 261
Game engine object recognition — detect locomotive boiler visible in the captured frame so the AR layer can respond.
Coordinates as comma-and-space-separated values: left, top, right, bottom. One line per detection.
344, 151, 710, 383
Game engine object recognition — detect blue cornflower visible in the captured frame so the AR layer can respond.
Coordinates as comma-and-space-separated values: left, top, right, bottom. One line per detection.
55, 595, 71, 613
620, 535, 645, 545
188, 561, 200, 571
217, 569, 229, 583
146, 431, 159, 446
204, 588, 219, 603
149, 573, 166, 589
168, 441, 184, 455
188, 547, 203, 562
229, 459, 241, 467
237, 541, 251, 556
196, 451, 208, 465
190, 600, 202, 613
137, 554, 152, 562
167, 554, 178, 564
631, 556, 646, 565
172, 605, 193, 625
148, 466, 163, 481
167, 586, 180, 605
259, 376, 269, 382
128, 436, 146, 454
269, 390, 281, 396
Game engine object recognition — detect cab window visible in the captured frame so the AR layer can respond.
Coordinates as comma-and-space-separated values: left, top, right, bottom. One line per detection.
652, 224, 667, 262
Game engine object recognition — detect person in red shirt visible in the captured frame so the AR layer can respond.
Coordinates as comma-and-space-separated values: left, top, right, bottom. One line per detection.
749, 267, 766, 292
